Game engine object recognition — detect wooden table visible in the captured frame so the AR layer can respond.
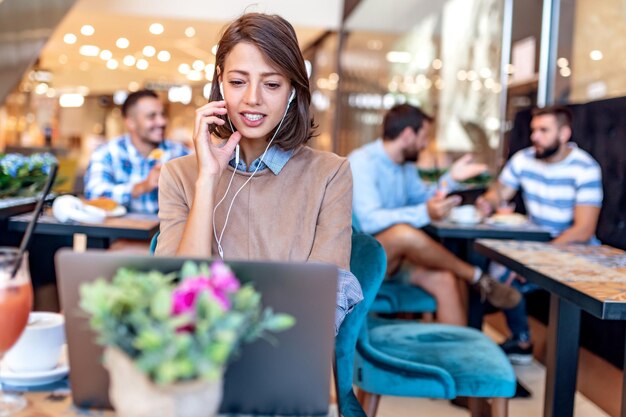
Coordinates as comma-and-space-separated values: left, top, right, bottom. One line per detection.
475, 239, 626, 417
8, 212, 159, 249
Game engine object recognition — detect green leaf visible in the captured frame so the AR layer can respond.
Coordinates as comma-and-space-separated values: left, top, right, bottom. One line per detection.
180, 261, 199, 279
264, 314, 296, 331
151, 288, 172, 320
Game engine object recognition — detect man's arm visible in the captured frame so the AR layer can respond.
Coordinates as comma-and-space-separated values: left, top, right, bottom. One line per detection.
350, 157, 431, 233
552, 205, 601, 244
477, 180, 517, 216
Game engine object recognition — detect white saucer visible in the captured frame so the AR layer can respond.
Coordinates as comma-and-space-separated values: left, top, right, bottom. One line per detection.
0, 347, 68, 387
449, 215, 481, 225
106, 205, 127, 217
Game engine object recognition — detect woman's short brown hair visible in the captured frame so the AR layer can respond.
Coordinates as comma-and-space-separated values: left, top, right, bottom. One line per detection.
208, 13, 315, 150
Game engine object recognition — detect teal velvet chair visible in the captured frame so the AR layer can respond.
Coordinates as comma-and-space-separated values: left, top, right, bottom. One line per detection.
335, 231, 387, 417
342, 230, 516, 417
351, 214, 437, 315
149, 230, 159, 254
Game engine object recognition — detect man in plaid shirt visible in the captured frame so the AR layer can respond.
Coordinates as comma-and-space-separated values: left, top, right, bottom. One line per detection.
84, 90, 189, 214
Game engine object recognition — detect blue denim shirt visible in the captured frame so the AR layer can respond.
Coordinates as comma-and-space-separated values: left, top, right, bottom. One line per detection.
229, 145, 363, 334
348, 139, 459, 235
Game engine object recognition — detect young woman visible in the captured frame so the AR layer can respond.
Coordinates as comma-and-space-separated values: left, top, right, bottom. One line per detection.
156, 13, 362, 332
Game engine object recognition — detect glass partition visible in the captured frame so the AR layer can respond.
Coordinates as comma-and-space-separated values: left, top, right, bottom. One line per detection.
337, 0, 506, 170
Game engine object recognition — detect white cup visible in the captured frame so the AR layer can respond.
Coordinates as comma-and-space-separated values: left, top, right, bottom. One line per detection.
450, 204, 479, 224
4, 312, 65, 373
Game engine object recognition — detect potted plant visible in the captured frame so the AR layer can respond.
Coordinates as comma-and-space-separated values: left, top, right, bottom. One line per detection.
0, 153, 59, 198
80, 260, 295, 417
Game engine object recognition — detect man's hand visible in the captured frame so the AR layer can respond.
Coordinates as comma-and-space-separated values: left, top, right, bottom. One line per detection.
475, 196, 494, 217
427, 191, 462, 221
449, 154, 488, 182
132, 164, 161, 197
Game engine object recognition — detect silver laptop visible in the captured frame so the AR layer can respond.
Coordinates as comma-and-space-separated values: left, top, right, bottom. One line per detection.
56, 249, 337, 416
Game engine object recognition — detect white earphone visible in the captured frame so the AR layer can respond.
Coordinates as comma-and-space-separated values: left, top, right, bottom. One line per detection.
213, 81, 296, 259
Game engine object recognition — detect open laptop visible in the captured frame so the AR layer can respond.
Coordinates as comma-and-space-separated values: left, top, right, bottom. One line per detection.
56, 249, 338, 416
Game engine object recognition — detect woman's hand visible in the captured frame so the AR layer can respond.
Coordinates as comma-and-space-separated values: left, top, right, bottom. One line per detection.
193, 100, 241, 180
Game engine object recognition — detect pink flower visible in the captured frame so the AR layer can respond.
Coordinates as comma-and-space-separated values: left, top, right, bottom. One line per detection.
171, 262, 241, 318
210, 261, 240, 294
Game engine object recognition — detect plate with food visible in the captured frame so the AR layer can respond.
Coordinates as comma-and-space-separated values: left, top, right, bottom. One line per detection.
148, 148, 168, 162
485, 213, 528, 227
84, 198, 127, 217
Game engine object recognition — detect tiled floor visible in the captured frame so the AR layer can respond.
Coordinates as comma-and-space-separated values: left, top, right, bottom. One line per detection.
374, 326, 610, 417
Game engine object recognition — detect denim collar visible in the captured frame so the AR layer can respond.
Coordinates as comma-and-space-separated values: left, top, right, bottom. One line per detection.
229, 145, 295, 175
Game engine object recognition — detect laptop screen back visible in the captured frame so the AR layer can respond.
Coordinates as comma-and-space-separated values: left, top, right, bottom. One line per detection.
56, 250, 337, 416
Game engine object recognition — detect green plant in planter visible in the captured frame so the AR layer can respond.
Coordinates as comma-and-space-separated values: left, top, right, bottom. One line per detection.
80, 261, 295, 385
0, 153, 60, 198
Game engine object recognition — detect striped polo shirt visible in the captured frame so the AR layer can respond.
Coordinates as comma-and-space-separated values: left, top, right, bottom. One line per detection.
499, 143, 603, 237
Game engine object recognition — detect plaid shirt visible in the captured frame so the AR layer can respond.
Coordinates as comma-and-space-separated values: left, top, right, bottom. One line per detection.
84, 135, 189, 214
230, 146, 363, 334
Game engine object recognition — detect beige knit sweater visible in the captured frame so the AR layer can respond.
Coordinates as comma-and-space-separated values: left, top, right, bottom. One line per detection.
155, 146, 353, 271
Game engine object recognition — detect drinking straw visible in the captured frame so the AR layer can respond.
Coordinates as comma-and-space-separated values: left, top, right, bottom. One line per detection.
10, 163, 58, 279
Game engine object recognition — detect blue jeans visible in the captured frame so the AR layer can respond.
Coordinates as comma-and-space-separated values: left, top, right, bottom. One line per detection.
490, 263, 534, 343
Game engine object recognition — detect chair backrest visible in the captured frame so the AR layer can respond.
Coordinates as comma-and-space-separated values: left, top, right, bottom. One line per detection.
149, 230, 159, 254
335, 231, 387, 417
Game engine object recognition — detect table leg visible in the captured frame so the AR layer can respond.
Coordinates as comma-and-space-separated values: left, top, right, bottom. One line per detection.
544, 294, 581, 417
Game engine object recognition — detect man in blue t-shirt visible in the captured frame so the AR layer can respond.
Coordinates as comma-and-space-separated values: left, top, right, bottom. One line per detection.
477, 105, 603, 364
349, 104, 522, 326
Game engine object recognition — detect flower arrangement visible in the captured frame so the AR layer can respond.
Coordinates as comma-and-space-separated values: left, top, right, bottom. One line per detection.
0, 153, 58, 198
79, 261, 295, 385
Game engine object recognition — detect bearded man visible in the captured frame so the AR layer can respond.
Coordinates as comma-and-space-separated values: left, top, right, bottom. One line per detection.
476, 105, 603, 364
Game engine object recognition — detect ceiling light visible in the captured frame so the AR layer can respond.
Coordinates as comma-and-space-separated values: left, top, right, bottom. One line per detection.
123, 55, 136, 66
80, 25, 95, 36
185, 27, 196, 38
113, 90, 128, 105
46, 88, 56, 98
479, 68, 492, 78
106, 59, 119, 70
157, 50, 171, 62
149, 23, 164, 35
432, 59, 442, 70
34, 83, 48, 95
58, 54, 68, 64
178, 63, 190, 75
590, 50, 603, 61
99, 49, 112, 60
168, 85, 192, 104
116, 37, 130, 49
557, 57, 569, 68
136, 59, 149, 70
386, 51, 412, 64
187, 70, 203, 81
63, 33, 77, 44
79, 45, 100, 57
192, 60, 205, 71
59, 94, 84, 108
211, 45, 218, 55
560, 67, 572, 77
128, 81, 139, 92
142, 45, 156, 57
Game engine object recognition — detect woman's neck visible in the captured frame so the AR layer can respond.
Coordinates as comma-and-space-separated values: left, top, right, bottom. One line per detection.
238, 137, 271, 166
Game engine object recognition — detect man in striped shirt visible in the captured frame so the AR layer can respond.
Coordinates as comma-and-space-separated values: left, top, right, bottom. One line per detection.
477, 105, 603, 363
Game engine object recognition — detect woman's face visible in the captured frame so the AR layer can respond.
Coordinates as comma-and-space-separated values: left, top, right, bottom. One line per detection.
221, 42, 292, 142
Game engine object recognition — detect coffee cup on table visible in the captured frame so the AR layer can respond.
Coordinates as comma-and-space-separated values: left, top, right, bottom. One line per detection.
4, 312, 65, 373
449, 204, 480, 224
